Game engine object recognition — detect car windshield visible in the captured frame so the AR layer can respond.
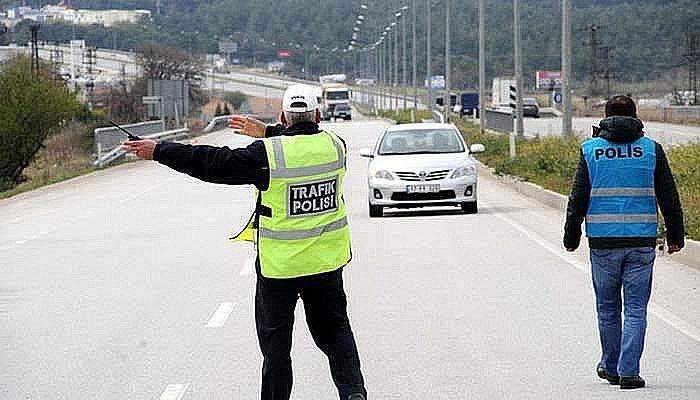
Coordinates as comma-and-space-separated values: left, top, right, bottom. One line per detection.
327, 91, 349, 100
523, 98, 538, 105
335, 104, 350, 110
378, 129, 465, 155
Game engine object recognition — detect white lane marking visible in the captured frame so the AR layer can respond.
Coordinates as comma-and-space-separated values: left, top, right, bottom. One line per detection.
485, 201, 700, 344
159, 383, 190, 400
240, 252, 256, 276
205, 302, 236, 328
14, 240, 27, 245
118, 176, 178, 204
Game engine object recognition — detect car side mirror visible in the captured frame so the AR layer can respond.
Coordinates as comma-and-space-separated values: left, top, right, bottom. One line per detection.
470, 144, 486, 154
359, 148, 374, 158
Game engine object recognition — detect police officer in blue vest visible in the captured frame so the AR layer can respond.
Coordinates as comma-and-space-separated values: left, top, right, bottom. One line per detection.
564, 95, 685, 390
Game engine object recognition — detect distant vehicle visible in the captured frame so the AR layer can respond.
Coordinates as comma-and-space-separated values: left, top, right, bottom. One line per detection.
459, 92, 479, 117
321, 83, 350, 121
522, 97, 540, 118
492, 77, 516, 107
360, 123, 485, 217
319, 74, 347, 84
332, 103, 352, 121
435, 93, 457, 109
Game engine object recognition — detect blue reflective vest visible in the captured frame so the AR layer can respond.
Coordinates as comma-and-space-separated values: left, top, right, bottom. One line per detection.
582, 136, 658, 238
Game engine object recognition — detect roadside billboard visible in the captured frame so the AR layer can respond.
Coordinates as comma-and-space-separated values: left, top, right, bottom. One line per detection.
536, 70, 563, 90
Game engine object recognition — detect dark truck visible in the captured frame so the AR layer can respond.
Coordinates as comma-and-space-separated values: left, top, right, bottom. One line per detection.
459, 92, 479, 117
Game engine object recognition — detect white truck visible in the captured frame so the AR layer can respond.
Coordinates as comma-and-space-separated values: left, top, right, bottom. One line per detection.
492, 77, 517, 108
320, 83, 351, 121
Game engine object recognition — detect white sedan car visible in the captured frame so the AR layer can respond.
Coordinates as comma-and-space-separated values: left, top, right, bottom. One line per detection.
360, 123, 485, 217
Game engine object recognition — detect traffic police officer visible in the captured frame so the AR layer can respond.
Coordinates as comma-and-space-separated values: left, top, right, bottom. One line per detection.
123, 84, 367, 400
564, 95, 685, 390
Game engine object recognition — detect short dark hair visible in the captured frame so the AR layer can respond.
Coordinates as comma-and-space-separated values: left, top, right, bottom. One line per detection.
605, 95, 637, 118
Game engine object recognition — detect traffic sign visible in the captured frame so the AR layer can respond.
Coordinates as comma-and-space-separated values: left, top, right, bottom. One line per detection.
536, 70, 563, 90
218, 40, 238, 54
553, 91, 563, 104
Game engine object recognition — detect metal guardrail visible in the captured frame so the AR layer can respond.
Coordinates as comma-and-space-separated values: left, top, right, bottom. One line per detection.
94, 128, 190, 168
203, 115, 235, 133
484, 109, 514, 134
95, 120, 165, 154
431, 110, 445, 123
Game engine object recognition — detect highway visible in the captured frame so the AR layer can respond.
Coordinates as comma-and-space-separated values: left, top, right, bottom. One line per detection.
523, 116, 700, 145
2, 116, 700, 399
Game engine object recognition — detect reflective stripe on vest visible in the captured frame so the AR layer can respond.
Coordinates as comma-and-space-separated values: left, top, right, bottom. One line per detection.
582, 136, 658, 238
258, 131, 351, 279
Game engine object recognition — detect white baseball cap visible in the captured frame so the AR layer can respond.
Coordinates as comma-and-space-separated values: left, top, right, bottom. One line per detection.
282, 84, 319, 112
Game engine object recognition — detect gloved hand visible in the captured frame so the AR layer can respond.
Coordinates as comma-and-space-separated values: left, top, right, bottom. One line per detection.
229, 115, 266, 138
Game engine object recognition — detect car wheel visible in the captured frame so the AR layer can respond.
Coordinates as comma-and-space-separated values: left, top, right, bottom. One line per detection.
369, 202, 384, 218
461, 201, 478, 214
346, 116, 352, 120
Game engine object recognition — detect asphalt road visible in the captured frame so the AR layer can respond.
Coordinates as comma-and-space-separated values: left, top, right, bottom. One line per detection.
3, 118, 700, 400
523, 116, 700, 145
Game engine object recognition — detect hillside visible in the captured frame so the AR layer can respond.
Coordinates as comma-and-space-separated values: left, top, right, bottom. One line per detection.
2, 0, 698, 93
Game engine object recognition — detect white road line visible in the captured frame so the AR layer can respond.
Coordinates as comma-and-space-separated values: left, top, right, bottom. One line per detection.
14, 240, 27, 245
485, 201, 700, 344
118, 176, 178, 204
240, 252, 256, 276
205, 302, 236, 328
159, 383, 190, 400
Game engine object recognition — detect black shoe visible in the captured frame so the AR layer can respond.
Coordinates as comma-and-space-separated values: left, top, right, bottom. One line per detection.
620, 376, 645, 389
347, 395, 366, 400
597, 363, 620, 385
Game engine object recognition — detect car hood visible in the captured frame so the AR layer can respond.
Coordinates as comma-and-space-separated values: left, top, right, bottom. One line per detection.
371, 152, 473, 171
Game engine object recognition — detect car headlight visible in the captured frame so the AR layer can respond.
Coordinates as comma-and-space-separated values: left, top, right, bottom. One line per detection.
373, 170, 394, 180
451, 165, 477, 179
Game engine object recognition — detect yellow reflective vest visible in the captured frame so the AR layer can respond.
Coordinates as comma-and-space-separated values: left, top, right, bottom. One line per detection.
231, 130, 351, 278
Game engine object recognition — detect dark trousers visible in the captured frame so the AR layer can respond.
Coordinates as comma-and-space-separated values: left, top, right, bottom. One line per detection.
255, 266, 366, 400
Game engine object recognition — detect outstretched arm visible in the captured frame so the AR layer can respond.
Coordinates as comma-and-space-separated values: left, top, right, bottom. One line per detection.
123, 139, 269, 189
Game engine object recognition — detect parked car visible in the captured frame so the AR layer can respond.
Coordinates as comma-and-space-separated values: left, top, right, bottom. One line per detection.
523, 97, 540, 118
360, 123, 485, 217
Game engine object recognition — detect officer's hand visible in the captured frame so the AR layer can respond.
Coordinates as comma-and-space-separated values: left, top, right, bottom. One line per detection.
229, 115, 266, 138
566, 248, 576, 252
668, 244, 682, 254
122, 139, 157, 160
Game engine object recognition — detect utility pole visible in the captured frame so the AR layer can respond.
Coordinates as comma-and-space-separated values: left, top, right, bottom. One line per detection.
394, 16, 399, 112
156, 0, 162, 16
412, 0, 417, 116
30, 23, 40, 75
426, 0, 432, 113
599, 45, 613, 99
444, 0, 451, 122
584, 24, 603, 97
562, 0, 573, 136
684, 32, 699, 106
513, 0, 524, 137
402, 6, 408, 111
478, 0, 486, 134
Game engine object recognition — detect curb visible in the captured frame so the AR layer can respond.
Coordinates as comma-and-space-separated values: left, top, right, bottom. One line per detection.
477, 163, 700, 271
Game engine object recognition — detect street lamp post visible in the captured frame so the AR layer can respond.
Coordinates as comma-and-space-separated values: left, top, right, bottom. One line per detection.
393, 20, 399, 112
562, 0, 573, 136
444, 0, 451, 122
412, 0, 418, 117
426, 0, 432, 113
401, 6, 408, 111
478, 0, 486, 133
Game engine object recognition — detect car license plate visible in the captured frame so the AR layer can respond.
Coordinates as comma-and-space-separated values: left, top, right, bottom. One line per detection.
406, 184, 440, 193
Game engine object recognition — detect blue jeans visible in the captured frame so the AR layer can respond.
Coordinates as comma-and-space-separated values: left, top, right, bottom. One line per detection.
590, 247, 655, 377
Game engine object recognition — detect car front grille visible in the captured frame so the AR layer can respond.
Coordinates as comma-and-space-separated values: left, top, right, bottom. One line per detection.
394, 169, 451, 181
391, 190, 457, 201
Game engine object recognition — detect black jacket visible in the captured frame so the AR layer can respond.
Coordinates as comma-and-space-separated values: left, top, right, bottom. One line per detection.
563, 116, 685, 250
153, 121, 322, 191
